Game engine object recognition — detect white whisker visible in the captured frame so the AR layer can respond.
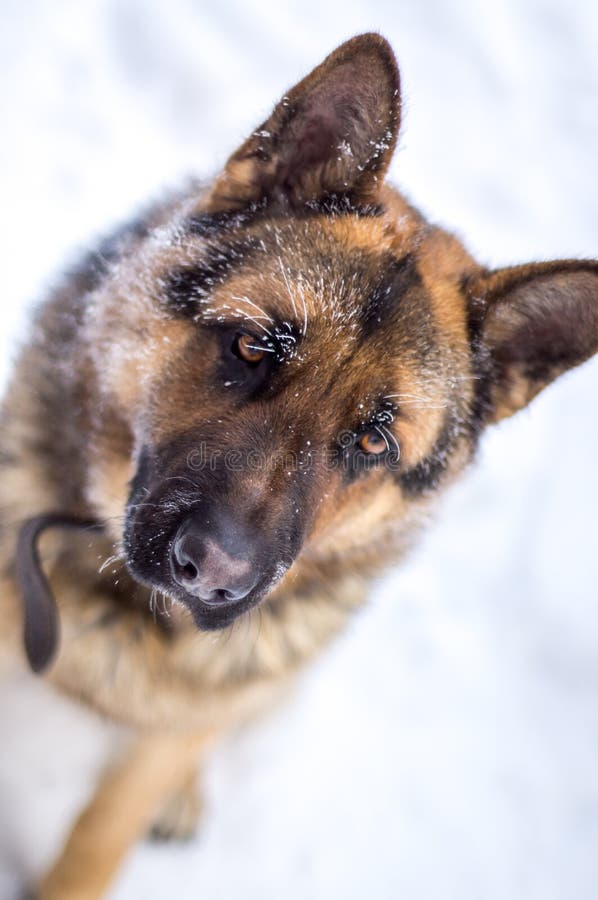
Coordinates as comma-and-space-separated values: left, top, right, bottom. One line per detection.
297, 277, 308, 336
99, 554, 121, 574
247, 344, 276, 353
277, 257, 298, 320
375, 425, 390, 452
241, 297, 275, 324
382, 425, 401, 456
230, 300, 274, 337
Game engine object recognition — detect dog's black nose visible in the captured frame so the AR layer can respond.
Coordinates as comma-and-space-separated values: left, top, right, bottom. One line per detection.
170, 517, 258, 604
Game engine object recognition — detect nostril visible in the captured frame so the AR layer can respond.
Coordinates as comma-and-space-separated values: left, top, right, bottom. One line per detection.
171, 535, 201, 586
181, 560, 198, 582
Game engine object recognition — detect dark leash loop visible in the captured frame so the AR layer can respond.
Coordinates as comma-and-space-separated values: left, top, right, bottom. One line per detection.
16, 514, 104, 674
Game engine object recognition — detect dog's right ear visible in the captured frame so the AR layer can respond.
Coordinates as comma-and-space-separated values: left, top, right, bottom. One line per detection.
206, 33, 401, 212
466, 260, 598, 424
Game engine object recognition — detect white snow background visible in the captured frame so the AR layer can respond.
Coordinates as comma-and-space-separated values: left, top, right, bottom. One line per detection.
1, 1, 597, 898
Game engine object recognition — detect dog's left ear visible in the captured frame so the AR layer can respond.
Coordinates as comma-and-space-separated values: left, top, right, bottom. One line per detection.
467, 260, 598, 424
206, 33, 400, 212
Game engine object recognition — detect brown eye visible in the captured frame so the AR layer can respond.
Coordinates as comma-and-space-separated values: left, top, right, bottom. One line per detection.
359, 431, 387, 455
234, 333, 266, 364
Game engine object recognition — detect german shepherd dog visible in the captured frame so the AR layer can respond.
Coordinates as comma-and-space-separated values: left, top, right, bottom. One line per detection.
1, 32, 597, 899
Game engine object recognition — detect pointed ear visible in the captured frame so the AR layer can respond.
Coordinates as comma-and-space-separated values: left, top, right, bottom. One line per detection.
467, 260, 598, 423
206, 33, 400, 212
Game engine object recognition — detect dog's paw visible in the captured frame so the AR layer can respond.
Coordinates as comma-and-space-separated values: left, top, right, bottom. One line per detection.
148, 774, 203, 843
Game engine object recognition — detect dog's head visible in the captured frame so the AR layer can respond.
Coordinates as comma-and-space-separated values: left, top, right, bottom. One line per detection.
79, 33, 598, 632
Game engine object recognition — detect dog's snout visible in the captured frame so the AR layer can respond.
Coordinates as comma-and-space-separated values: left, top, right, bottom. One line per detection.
171, 518, 258, 604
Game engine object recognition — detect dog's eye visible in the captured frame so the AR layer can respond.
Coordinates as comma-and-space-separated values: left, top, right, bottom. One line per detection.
358, 431, 387, 455
232, 333, 266, 365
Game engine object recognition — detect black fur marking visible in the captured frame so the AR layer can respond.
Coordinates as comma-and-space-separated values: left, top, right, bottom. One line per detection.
185, 204, 265, 237
360, 254, 422, 341
164, 239, 259, 317
461, 269, 491, 345
304, 194, 384, 217
461, 271, 496, 432
164, 267, 213, 317
184, 195, 382, 239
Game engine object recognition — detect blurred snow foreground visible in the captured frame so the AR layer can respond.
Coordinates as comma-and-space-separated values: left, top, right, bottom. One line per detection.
1, 1, 598, 898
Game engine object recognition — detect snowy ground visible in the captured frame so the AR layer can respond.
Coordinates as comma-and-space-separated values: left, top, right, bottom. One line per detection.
1, 2, 597, 898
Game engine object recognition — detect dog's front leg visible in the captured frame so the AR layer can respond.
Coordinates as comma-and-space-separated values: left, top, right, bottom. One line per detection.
36, 729, 216, 900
